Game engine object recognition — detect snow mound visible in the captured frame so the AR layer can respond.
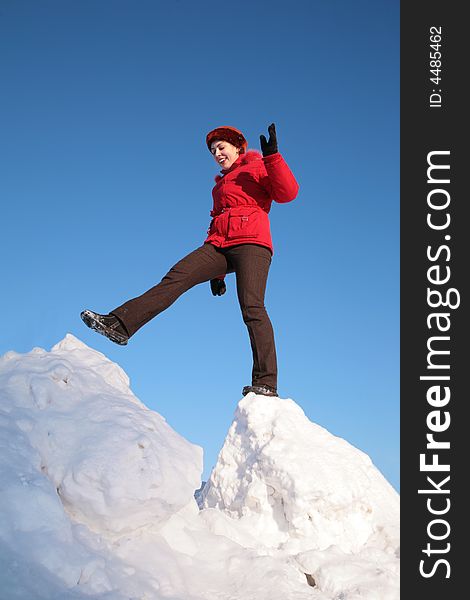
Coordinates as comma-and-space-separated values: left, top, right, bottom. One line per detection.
0, 334, 202, 535
0, 335, 399, 599
201, 394, 399, 555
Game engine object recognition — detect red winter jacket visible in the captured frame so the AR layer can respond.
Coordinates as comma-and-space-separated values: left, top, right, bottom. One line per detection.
204, 151, 299, 254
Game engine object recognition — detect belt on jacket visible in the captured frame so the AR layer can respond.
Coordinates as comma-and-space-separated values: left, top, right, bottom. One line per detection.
210, 208, 229, 217
210, 205, 262, 217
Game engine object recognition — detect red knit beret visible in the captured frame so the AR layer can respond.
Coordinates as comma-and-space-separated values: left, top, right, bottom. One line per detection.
206, 126, 248, 154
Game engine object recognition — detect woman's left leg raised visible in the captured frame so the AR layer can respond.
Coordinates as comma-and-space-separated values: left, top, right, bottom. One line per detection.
111, 244, 227, 337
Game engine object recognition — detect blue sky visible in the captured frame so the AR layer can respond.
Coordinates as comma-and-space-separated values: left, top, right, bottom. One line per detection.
0, 0, 399, 490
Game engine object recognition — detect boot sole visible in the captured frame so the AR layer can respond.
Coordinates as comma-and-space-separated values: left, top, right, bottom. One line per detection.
242, 386, 278, 397
80, 310, 128, 346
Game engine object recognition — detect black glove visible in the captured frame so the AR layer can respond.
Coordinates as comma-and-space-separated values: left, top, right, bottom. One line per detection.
260, 123, 278, 157
210, 278, 226, 296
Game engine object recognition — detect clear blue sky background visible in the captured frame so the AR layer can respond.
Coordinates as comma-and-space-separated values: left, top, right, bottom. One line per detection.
0, 0, 399, 490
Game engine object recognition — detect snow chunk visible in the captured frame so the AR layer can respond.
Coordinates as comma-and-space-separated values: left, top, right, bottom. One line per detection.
201, 394, 399, 555
0, 334, 203, 535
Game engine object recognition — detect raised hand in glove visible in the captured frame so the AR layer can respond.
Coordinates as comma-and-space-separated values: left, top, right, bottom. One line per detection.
210, 278, 226, 296
260, 123, 278, 157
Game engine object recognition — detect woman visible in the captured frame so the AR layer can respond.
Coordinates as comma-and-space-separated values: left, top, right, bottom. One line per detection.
81, 123, 299, 397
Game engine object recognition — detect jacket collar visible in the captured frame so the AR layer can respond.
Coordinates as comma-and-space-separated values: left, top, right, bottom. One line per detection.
215, 150, 262, 182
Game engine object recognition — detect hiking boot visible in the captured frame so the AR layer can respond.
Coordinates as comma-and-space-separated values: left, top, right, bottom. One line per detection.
242, 384, 278, 397
80, 310, 129, 346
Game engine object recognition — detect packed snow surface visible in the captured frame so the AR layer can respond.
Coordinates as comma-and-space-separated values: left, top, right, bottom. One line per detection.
0, 334, 399, 599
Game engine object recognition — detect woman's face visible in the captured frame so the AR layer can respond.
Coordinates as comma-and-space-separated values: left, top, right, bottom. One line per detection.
210, 140, 240, 170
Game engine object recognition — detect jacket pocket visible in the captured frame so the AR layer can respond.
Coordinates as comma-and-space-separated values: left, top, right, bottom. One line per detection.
227, 207, 261, 240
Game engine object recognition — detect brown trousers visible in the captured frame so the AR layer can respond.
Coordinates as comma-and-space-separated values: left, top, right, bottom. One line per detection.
111, 243, 277, 389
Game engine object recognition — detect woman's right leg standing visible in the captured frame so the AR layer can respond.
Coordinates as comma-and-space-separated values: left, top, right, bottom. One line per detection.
111, 244, 227, 337
225, 244, 277, 392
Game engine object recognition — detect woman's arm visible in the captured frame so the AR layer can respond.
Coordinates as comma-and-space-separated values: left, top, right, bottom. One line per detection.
258, 123, 299, 203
